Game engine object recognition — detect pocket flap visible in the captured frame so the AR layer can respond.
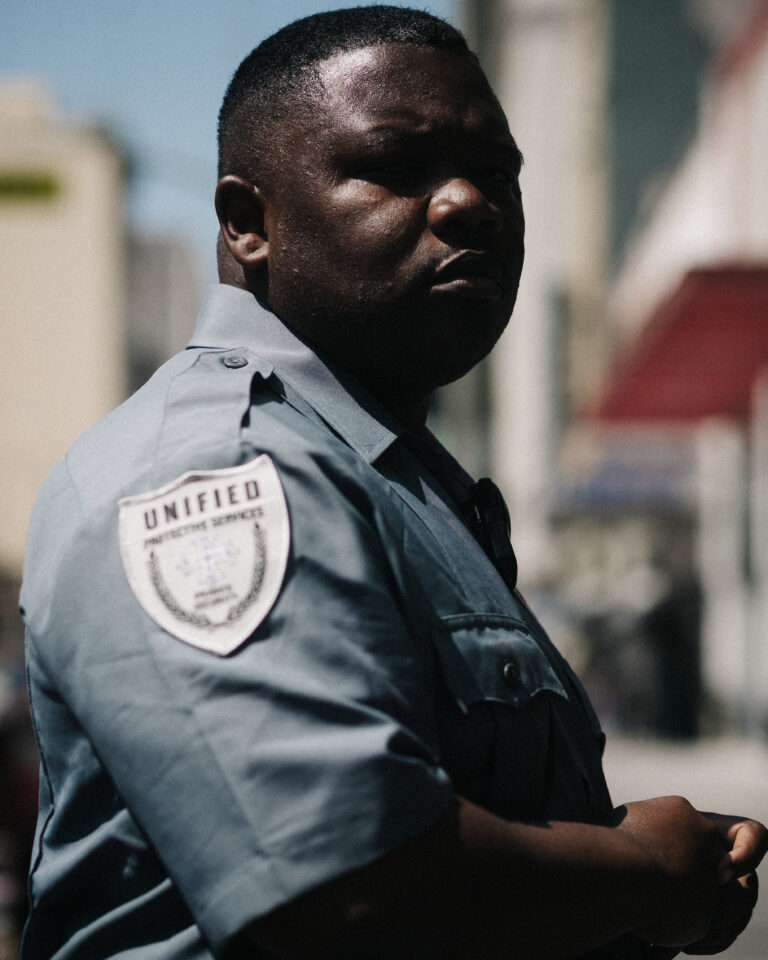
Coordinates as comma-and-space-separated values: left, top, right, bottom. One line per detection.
435, 615, 568, 712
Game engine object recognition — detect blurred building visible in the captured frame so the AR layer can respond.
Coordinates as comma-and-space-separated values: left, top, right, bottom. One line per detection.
460, 0, 768, 735
0, 81, 202, 578
0, 81, 127, 576
126, 234, 202, 393
594, 0, 768, 732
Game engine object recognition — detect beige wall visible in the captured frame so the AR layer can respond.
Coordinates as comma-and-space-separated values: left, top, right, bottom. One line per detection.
0, 84, 126, 572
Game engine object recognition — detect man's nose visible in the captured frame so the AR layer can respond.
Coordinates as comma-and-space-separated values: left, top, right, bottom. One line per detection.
427, 177, 503, 238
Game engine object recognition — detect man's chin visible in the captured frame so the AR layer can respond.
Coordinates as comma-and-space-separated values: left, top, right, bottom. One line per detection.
424, 317, 512, 383
397, 340, 503, 395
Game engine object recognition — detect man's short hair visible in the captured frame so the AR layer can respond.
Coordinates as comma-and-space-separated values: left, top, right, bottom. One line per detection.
217, 5, 473, 182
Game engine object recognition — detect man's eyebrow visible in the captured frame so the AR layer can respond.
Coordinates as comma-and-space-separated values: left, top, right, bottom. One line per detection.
352, 125, 525, 167
352, 124, 430, 145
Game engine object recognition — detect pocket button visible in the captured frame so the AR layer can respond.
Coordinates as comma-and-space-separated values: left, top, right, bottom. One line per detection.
502, 661, 518, 689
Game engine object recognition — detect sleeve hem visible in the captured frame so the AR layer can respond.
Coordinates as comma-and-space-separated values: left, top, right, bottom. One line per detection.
199, 777, 456, 954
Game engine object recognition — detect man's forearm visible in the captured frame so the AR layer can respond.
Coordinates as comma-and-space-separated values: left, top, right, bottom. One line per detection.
238, 795, 731, 960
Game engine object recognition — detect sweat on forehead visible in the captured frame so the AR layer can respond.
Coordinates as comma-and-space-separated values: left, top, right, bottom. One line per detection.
217, 5, 476, 181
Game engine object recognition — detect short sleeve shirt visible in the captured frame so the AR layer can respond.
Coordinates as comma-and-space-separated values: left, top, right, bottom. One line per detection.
20, 285, 647, 959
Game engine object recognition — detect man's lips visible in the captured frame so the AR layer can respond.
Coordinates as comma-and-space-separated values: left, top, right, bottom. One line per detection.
430, 252, 504, 299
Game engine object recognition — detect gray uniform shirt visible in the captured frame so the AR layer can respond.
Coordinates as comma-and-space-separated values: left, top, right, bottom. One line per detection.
21, 285, 647, 958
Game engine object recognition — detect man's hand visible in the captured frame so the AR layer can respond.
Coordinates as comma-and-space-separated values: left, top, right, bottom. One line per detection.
681, 873, 757, 955
242, 798, 767, 960
679, 813, 768, 955
612, 797, 726, 948
637, 811, 767, 957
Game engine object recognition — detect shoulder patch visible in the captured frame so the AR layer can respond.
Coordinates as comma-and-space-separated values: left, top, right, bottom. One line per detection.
118, 455, 289, 655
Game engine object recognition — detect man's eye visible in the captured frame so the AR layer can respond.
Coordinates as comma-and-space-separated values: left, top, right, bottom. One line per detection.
359, 162, 423, 185
484, 168, 521, 189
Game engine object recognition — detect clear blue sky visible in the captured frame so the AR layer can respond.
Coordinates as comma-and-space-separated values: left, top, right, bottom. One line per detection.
1, 0, 458, 282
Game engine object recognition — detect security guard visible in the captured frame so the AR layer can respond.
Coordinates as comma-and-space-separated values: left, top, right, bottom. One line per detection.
20, 7, 766, 959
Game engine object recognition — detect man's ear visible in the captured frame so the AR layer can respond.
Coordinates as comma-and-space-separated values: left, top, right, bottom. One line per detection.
215, 175, 269, 270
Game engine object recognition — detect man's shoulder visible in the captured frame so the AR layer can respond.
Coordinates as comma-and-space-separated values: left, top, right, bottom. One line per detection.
40, 346, 297, 513
24, 343, 386, 594
21, 341, 407, 663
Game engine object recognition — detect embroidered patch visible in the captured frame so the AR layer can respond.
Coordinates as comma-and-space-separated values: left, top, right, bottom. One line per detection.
118, 456, 289, 654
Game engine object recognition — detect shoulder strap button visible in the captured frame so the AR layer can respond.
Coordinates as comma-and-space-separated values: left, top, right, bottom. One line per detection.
223, 355, 248, 369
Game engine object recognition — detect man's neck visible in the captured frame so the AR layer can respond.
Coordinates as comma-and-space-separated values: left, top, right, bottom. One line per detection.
365, 385, 431, 434
217, 278, 432, 433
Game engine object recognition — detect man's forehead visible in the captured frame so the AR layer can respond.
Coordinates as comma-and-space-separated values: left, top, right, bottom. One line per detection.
314, 43, 505, 123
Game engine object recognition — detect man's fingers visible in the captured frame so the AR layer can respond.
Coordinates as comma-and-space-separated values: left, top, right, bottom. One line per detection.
703, 814, 768, 875
681, 875, 757, 955
728, 821, 768, 874
647, 946, 679, 959
682, 910, 752, 955
715, 875, 758, 922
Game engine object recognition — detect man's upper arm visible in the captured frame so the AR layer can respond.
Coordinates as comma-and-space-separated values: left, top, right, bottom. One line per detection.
23, 429, 454, 954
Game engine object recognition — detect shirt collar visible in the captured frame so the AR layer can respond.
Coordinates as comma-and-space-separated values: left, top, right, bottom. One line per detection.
186, 284, 404, 464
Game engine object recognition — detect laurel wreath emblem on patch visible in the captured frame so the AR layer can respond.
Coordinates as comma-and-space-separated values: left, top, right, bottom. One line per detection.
147, 521, 266, 628
118, 456, 289, 654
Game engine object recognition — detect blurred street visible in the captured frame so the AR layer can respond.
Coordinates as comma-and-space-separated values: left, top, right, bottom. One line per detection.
604, 736, 768, 960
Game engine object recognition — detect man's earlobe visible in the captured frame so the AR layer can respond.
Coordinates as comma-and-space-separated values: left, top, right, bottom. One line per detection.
215, 175, 268, 269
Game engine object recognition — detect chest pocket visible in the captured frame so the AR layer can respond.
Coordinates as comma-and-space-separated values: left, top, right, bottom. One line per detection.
432, 614, 569, 819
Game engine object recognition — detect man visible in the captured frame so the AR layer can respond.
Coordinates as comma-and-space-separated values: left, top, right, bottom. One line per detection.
20, 7, 766, 959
